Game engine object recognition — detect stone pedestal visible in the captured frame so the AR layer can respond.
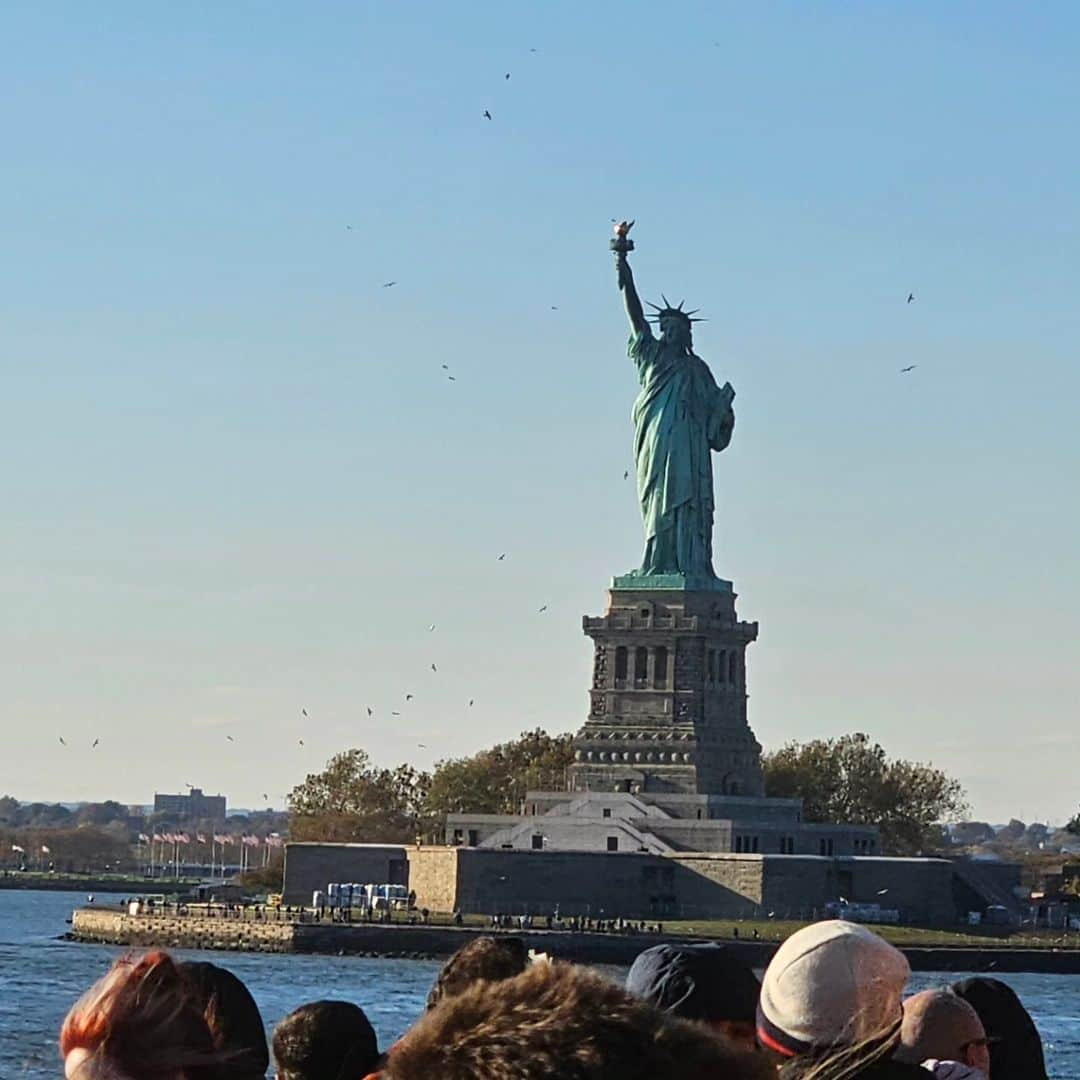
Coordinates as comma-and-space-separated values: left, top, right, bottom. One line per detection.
567, 576, 763, 797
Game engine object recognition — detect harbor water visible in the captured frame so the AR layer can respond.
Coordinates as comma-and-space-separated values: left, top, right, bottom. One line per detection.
2, 890, 1076, 1078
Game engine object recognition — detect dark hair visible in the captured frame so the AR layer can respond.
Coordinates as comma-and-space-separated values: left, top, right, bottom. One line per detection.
951, 977, 1048, 1080
178, 960, 269, 1078
272, 1000, 379, 1080
426, 936, 529, 1010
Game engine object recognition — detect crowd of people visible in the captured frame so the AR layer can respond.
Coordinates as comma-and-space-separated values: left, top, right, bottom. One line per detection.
59, 919, 1049, 1080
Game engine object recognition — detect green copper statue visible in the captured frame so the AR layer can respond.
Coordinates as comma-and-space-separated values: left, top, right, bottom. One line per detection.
612, 220, 735, 586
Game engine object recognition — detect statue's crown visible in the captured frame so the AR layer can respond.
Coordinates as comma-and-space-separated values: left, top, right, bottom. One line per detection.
646, 295, 705, 324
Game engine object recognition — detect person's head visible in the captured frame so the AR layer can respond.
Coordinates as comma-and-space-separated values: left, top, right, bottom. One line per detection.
425, 936, 528, 1010
625, 942, 760, 1051
756, 920, 911, 1067
178, 962, 268, 1079
272, 1001, 378, 1080
60, 950, 225, 1080
951, 978, 1046, 1080
385, 959, 772, 1080
895, 990, 989, 1075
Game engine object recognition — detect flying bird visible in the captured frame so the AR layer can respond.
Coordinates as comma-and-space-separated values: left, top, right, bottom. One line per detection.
392, 711, 401, 716
382, 281, 397, 288
448, 375, 457, 382
497, 553, 506, 561
483, 110, 492, 120
367, 707, 374, 717
58, 737, 66, 746
406, 694, 414, 701
538, 604, 548, 614
428, 623, 436, 631
900, 365, 917, 374
623, 470, 629, 480
417, 743, 427, 748
876, 888, 890, 895
550, 305, 558, 310
263, 793, 269, 802
226, 735, 235, 743
431, 663, 438, 673
298, 739, 305, 747
505, 72, 510, 80
441, 364, 449, 370
907, 293, 915, 304
301, 708, 308, 717
468, 699, 475, 707
91, 738, 99, 749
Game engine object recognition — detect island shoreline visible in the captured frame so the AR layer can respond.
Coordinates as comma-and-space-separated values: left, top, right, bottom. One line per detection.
65, 907, 1080, 974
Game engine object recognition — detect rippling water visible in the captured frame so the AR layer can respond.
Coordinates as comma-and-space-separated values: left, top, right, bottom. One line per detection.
2, 890, 1076, 1078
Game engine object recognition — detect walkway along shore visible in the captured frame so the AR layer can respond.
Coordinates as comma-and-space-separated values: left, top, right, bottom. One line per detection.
67, 907, 1080, 974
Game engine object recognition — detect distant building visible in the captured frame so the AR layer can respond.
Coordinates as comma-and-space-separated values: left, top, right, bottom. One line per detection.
153, 788, 226, 821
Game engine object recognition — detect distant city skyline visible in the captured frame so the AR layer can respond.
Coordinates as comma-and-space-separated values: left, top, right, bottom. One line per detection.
2, 4, 1078, 823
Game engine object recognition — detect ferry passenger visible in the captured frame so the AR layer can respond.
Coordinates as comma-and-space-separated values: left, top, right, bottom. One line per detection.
894, 991, 991, 1077
60, 950, 226, 1080
426, 936, 529, 1010
273, 1001, 379, 1080
180, 961, 269, 1079
951, 977, 1048, 1080
382, 960, 772, 1080
626, 942, 761, 1052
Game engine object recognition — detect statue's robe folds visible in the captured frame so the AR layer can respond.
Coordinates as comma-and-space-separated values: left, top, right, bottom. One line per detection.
629, 328, 734, 579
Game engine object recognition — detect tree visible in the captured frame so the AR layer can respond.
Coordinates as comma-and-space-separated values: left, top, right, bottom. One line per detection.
424, 729, 575, 818
762, 733, 968, 855
75, 801, 129, 828
997, 819, 1027, 844
288, 749, 431, 843
0, 796, 19, 826
950, 821, 996, 846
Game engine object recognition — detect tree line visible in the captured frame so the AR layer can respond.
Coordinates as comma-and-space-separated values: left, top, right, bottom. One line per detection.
288, 729, 969, 856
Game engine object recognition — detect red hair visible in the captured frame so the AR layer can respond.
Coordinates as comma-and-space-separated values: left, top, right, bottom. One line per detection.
61, 950, 225, 1079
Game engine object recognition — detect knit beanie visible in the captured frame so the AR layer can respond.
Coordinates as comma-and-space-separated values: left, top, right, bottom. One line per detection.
756, 920, 910, 1058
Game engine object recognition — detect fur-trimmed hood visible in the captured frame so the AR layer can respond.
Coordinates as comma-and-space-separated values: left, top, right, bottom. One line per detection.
382, 960, 771, 1080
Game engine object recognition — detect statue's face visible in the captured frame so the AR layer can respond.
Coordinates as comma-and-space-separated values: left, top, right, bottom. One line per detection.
660, 316, 691, 348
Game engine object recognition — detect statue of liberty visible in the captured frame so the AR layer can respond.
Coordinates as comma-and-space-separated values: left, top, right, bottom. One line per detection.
611, 220, 735, 586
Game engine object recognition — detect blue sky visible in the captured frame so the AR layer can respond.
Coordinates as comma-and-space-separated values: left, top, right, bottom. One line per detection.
2, 2, 1077, 823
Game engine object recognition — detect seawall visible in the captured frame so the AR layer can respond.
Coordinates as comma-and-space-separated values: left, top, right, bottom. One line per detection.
67, 909, 1080, 973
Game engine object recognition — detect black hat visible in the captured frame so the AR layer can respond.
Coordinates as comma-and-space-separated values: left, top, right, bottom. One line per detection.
625, 942, 760, 1024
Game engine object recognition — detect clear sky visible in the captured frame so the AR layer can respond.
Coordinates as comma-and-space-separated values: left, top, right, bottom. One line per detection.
2, 2, 1077, 824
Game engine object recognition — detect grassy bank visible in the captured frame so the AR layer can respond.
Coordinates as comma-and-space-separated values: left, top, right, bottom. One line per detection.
659, 918, 1078, 950
271, 909, 1077, 951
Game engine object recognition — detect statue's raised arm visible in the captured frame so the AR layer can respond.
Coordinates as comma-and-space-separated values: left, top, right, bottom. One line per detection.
611, 220, 650, 338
